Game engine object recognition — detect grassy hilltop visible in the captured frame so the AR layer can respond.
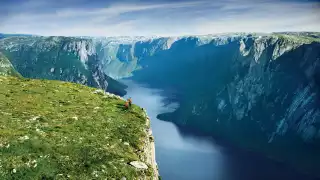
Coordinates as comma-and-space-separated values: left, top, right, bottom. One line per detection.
0, 76, 155, 180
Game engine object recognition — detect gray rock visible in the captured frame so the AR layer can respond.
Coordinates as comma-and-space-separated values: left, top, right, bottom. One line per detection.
129, 161, 148, 169
93, 89, 105, 95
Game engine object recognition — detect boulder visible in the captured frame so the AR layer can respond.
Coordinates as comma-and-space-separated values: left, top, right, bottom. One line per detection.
129, 161, 148, 170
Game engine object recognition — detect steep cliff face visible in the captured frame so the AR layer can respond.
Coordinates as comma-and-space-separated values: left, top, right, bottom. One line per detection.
0, 52, 21, 77
131, 33, 320, 176
0, 36, 127, 96
81, 32, 320, 176
2, 32, 319, 176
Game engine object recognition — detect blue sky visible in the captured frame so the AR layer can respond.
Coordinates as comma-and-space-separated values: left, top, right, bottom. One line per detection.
0, 0, 319, 36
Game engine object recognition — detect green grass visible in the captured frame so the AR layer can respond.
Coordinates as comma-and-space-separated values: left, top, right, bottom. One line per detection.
0, 76, 154, 179
0, 53, 22, 77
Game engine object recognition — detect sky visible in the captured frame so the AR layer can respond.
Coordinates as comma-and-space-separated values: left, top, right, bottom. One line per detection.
0, 0, 319, 37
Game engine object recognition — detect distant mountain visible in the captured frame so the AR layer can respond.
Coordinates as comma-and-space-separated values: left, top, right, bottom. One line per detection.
0, 36, 127, 96
0, 33, 34, 39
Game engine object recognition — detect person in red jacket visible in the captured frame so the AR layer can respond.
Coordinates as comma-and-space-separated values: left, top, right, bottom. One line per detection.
128, 97, 132, 107
124, 101, 129, 110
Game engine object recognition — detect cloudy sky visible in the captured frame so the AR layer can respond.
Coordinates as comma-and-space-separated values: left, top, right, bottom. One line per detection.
0, 0, 319, 37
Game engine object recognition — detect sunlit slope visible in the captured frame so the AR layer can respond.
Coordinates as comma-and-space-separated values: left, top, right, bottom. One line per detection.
0, 76, 156, 179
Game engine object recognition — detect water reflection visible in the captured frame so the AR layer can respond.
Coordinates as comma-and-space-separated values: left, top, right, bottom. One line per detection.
120, 79, 318, 180
121, 79, 226, 180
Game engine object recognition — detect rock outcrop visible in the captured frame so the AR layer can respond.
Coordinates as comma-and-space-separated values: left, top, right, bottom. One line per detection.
141, 110, 159, 180
0, 52, 21, 77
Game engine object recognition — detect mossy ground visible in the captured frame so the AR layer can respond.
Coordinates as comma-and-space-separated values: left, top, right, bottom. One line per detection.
0, 76, 153, 179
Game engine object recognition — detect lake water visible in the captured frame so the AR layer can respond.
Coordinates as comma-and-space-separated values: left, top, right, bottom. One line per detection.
121, 80, 319, 180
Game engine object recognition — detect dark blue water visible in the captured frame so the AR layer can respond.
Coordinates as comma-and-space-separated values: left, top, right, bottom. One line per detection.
122, 80, 319, 180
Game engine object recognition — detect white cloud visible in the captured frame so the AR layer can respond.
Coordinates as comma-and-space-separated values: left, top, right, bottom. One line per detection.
195, 1, 320, 34
0, 0, 319, 36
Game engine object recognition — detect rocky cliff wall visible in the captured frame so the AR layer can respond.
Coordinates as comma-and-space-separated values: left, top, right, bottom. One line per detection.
0, 52, 21, 77
131, 33, 320, 176
0, 36, 127, 96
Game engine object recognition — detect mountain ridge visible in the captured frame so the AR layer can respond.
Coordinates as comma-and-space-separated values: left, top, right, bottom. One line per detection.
1, 31, 319, 38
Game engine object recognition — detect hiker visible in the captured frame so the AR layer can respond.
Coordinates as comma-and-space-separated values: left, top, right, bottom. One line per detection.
128, 97, 132, 107
124, 101, 129, 110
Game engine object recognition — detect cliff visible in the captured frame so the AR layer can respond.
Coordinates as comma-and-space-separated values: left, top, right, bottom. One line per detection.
132, 33, 320, 176
1, 32, 319, 176
0, 75, 158, 180
0, 36, 127, 96
0, 52, 21, 77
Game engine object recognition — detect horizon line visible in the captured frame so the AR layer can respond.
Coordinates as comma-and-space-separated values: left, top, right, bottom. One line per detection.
1, 31, 319, 38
